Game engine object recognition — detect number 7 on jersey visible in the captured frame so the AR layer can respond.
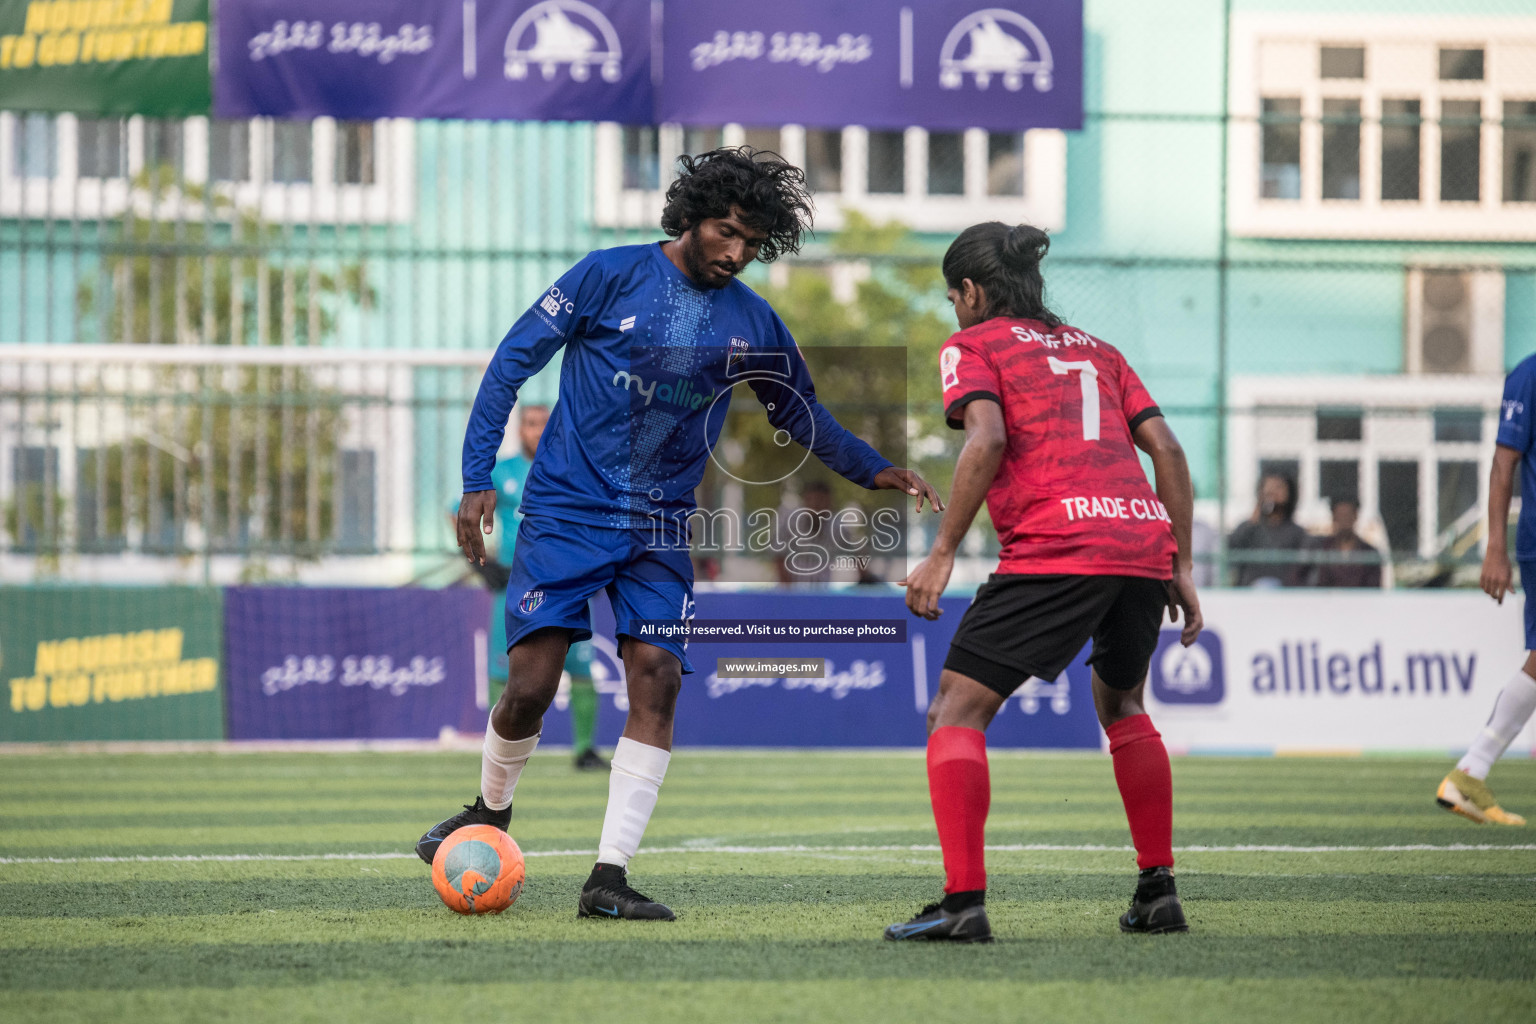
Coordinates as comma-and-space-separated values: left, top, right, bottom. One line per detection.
1048, 356, 1100, 441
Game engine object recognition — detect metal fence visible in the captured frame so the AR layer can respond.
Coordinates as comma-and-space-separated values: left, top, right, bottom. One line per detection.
3, 18, 1536, 586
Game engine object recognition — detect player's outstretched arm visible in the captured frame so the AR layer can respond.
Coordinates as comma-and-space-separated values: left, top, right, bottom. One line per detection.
1482, 445, 1519, 604
456, 490, 497, 566
900, 399, 1005, 620
1133, 416, 1202, 646
872, 466, 946, 513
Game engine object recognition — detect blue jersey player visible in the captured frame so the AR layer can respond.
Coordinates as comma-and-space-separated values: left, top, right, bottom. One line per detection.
1437, 354, 1536, 826
450, 402, 608, 772
416, 148, 944, 919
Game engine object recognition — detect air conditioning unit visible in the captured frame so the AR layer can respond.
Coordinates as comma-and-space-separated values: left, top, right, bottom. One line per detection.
1404, 266, 1504, 375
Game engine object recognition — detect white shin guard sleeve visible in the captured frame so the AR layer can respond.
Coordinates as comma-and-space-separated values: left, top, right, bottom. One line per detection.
1457, 670, 1536, 779
481, 720, 540, 812
596, 737, 672, 868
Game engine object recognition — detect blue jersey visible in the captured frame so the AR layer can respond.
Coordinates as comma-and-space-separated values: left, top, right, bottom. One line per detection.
462, 243, 893, 531
1498, 354, 1536, 561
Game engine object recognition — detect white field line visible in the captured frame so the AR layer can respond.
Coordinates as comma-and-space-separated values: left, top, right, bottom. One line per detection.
2, 842, 1535, 865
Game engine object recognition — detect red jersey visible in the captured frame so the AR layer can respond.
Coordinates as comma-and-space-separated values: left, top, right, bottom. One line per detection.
940, 317, 1176, 579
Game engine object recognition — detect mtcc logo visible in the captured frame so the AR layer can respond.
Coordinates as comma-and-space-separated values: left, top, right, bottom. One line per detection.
505, 0, 623, 83
1149, 629, 1225, 705
940, 9, 1054, 92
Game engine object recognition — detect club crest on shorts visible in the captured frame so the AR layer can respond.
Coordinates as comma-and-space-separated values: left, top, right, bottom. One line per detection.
518, 590, 546, 614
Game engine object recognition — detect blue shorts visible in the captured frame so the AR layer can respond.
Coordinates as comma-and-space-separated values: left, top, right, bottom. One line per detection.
504, 515, 695, 674
1523, 561, 1536, 651
488, 591, 593, 682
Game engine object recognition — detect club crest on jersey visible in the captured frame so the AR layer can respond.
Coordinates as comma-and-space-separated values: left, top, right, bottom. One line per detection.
518, 590, 546, 614
727, 336, 751, 371
940, 346, 962, 390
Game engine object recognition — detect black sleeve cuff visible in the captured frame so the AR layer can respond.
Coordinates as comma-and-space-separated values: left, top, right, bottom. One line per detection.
944, 390, 1003, 430
1127, 406, 1163, 433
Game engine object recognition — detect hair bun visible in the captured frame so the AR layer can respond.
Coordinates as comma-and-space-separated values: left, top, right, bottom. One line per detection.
1002, 224, 1049, 271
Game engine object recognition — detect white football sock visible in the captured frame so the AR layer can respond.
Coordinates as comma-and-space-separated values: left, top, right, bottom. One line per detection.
1456, 670, 1536, 780
481, 718, 539, 811
596, 737, 671, 868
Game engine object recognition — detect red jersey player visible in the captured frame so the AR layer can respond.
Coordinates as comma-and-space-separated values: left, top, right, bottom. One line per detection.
885, 222, 1203, 944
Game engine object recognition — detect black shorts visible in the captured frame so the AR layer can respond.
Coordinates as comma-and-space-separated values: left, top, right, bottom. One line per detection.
944, 574, 1168, 697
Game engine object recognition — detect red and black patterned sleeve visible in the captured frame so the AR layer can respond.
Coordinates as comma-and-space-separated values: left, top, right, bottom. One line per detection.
940, 331, 1003, 430
1119, 355, 1163, 433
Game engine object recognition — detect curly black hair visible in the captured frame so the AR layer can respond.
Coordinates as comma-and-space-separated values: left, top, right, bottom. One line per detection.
660, 147, 814, 263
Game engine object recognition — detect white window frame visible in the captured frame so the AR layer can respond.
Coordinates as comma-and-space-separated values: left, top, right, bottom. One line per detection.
1229, 13, 1536, 240
1229, 373, 1504, 558
0, 113, 415, 224
593, 122, 1065, 233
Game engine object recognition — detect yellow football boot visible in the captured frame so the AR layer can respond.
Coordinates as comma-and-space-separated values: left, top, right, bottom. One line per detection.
1437, 769, 1527, 826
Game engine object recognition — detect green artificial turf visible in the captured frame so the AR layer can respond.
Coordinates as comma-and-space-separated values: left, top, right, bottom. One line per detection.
2, 751, 1532, 1023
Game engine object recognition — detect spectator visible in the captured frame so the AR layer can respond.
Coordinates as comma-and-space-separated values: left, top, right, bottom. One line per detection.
1228, 473, 1308, 586
1306, 498, 1383, 588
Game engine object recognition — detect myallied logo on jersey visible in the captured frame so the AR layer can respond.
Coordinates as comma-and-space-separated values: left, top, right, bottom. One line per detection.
518, 590, 546, 614
1149, 629, 1225, 705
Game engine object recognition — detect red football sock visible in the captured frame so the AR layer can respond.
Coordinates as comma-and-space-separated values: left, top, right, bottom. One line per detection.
1106, 714, 1174, 870
927, 726, 990, 894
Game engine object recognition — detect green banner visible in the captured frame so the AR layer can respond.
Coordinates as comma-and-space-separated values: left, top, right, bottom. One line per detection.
0, 587, 223, 742
0, 0, 209, 115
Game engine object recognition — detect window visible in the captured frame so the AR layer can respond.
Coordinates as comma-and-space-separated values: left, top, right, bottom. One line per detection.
867, 130, 905, 194
1234, 375, 1500, 561
1319, 459, 1360, 503
144, 119, 183, 174
1438, 459, 1479, 532
210, 119, 250, 182
742, 126, 780, 155
683, 126, 722, 158
76, 118, 125, 179
621, 126, 659, 190
803, 129, 842, 193
270, 120, 312, 184
1232, 17, 1536, 240
1320, 46, 1365, 79
1378, 460, 1420, 553
987, 132, 1025, 196
1317, 410, 1363, 441
1440, 100, 1481, 202
336, 121, 375, 185
14, 113, 56, 178
1505, 101, 1536, 204
75, 448, 125, 553
10, 446, 58, 552
596, 122, 1065, 233
1439, 48, 1484, 81
1381, 99, 1421, 201
1433, 408, 1482, 442
1261, 97, 1302, 199
1321, 98, 1361, 200
927, 132, 964, 196
336, 449, 376, 554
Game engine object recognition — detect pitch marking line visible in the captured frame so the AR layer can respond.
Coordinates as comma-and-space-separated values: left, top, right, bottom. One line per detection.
2, 842, 1535, 865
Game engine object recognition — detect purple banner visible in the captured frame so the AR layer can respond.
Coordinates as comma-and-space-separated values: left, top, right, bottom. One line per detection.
570, 591, 1101, 749
214, 0, 653, 122
658, 0, 1082, 131
224, 587, 490, 741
